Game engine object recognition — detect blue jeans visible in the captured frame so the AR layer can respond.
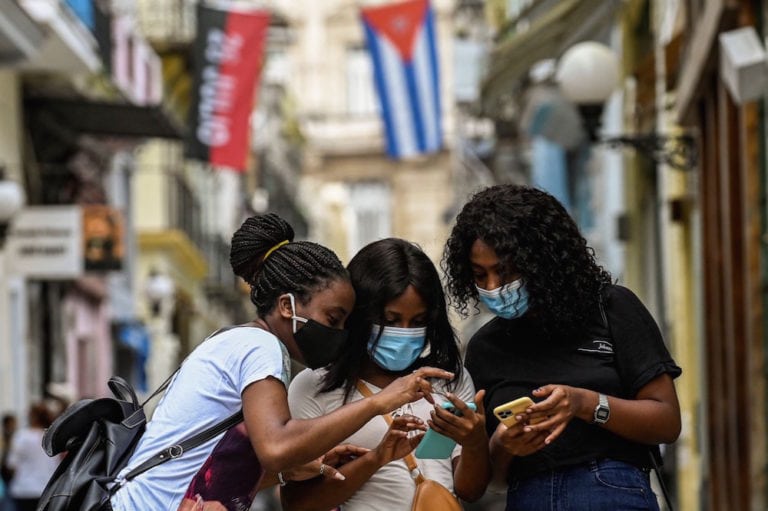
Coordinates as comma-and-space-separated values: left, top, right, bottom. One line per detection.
506, 459, 660, 511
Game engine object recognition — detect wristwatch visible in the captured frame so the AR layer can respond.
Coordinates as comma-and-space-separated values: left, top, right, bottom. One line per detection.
593, 393, 610, 424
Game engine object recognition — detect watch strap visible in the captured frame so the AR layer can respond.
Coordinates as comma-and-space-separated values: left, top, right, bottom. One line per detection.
593, 393, 610, 424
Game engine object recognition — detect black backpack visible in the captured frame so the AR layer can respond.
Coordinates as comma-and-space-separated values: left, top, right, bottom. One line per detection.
37, 374, 242, 511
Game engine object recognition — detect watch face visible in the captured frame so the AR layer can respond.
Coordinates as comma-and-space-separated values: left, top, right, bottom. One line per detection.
596, 407, 610, 421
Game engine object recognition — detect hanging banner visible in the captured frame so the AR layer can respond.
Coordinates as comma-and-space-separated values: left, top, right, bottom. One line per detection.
186, 4, 270, 170
361, 0, 442, 159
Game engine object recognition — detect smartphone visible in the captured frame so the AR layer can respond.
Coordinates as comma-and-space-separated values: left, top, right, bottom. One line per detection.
414, 402, 477, 459
493, 397, 545, 427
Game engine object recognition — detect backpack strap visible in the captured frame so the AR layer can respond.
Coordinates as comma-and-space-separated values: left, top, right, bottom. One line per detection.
118, 409, 244, 486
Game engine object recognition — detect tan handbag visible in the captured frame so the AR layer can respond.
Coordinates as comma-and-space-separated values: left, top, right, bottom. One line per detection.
355, 381, 463, 511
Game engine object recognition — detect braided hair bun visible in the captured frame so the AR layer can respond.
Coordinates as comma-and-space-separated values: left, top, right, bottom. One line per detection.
230, 213, 348, 314
230, 213, 294, 283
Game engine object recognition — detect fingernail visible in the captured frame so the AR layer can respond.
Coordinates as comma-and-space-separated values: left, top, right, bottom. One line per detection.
524, 427, 532, 432
515, 415, 523, 421
334, 473, 346, 481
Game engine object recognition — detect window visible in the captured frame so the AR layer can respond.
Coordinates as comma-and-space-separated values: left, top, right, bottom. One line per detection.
349, 182, 391, 254
346, 46, 378, 116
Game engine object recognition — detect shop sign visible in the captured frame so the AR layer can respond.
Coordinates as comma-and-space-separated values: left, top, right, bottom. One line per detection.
6, 205, 125, 278
6, 206, 82, 278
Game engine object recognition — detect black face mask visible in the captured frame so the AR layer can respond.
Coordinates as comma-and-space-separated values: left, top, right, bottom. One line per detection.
293, 319, 349, 369
288, 293, 349, 369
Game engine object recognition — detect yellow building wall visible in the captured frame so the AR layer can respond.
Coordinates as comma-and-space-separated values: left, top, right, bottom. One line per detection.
0, 71, 23, 182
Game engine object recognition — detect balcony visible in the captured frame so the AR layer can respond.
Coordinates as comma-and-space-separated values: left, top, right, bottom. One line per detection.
0, 0, 44, 65
167, 173, 204, 251
136, 0, 196, 51
135, 168, 207, 281
202, 235, 245, 314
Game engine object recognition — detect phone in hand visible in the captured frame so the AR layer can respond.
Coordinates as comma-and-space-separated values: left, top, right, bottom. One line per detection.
414, 401, 477, 459
493, 397, 545, 427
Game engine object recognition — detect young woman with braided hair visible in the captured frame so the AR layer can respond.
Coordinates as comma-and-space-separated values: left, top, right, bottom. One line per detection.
109, 213, 452, 511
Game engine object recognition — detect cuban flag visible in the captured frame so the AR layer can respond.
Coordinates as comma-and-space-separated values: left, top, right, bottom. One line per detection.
361, 0, 442, 159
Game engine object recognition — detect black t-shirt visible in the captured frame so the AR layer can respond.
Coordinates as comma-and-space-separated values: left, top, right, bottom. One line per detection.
465, 284, 682, 479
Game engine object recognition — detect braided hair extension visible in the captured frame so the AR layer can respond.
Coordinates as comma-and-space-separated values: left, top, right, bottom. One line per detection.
230, 213, 349, 315
441, 185, 612, 339
320, 238, 462, 402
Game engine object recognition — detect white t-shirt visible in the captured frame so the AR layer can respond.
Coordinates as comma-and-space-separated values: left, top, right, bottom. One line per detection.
288, 367, 476, 511
111, 327, 290, 511
7, 428, 59, 498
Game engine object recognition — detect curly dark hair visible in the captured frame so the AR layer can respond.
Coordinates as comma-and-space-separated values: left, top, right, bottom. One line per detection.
230, 213, 349, 316
322, 238, 462, 402
442, 185, 612, 338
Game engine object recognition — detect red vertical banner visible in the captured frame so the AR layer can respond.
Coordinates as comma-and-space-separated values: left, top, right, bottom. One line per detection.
187, 5, 270, 170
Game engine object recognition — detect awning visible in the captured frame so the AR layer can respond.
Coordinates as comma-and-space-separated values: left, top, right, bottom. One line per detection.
481, 0, 622, 115
0, 0, 44, 64
25, 97, 185, 139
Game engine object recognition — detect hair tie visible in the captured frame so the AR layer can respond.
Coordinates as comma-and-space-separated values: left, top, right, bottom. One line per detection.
263, 240, 289, 261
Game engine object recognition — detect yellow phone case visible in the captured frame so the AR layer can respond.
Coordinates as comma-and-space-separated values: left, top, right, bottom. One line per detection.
493, 397, 542, 426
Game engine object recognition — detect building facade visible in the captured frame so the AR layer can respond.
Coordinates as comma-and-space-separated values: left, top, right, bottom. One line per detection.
270, 0, 460, 264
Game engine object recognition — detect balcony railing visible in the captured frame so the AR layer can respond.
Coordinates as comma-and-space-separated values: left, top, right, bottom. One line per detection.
203, 234, 237, 292
136, 0, 196, 48
167, 173, 204, 250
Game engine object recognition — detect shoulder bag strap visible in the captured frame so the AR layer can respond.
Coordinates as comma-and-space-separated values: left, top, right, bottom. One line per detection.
355, 380, 426, 486
119, 409, 244, 485
600, 292, 675, 511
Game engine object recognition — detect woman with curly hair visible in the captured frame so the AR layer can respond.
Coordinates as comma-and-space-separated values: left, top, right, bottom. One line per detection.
442, 185, 681, 510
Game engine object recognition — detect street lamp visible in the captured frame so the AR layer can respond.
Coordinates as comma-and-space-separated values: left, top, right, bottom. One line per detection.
0, 168, 25, 247
144, 269, 175, 317
556, 41, 697, 171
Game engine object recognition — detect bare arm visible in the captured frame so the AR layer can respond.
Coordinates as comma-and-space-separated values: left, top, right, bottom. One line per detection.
281, 416, 425, 511
244, 367, 452, 473
259, 445, 370, 491
523, 373, 681, 445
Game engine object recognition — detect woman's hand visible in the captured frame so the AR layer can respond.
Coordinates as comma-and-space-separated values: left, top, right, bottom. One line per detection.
428, 390, 488, 450
373, 414, 426, 466
523, 385, 589, 445
282, 444, 370, 483
372, 367, 454, 414
490, 420, 548, 458
322, 444, 371, 469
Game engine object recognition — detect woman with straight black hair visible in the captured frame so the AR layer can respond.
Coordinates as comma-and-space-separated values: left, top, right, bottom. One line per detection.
283, 238, 490, 511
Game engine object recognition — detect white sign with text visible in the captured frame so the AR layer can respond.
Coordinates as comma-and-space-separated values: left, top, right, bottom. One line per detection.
6, 206, 83, 278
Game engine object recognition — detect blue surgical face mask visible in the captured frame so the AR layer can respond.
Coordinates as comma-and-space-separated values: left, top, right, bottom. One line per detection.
476, 279, 529, 319
367, 325, 427, 372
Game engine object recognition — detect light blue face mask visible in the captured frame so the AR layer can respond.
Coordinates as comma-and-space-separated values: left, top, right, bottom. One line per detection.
367, 325, 427, 372
476, 279, 529, 319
